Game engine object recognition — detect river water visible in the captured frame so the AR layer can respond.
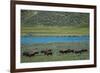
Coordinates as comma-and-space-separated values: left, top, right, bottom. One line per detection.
21, 36, 89, 45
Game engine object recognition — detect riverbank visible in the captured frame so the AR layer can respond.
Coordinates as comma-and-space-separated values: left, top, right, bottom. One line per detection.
21, 26, 89, 62
21, 26, 89, 37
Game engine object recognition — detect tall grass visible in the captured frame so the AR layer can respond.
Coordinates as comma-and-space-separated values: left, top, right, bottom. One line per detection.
21, 42, 89, 63
21, 26, 89, 36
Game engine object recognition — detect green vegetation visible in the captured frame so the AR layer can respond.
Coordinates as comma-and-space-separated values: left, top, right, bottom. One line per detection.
21, 42, 89, 51
21, 26, 89, 36
21, 42, 89, 63
21, 10, 90, 62
21, 10, 89, 37
21, 10, 89, 27
21, 53, 89, 63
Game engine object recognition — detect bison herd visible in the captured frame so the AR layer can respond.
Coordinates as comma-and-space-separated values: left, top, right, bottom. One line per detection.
22, 48, 88, 57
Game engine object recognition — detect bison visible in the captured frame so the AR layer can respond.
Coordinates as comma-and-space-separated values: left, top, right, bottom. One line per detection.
22, 49, 39, 57
41, 49, 52, 56
81, 49, 88, 53
59, 49, 66, 54
74, 49, 83, 54
67, 49, 74, 53
74, 49, 88, 54
59, 49, 74, 54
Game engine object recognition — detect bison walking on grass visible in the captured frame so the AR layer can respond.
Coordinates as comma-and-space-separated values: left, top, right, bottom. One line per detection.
74, 50, 82, 54
74, 49, 88, 54
22, 48, 88, 57
59, 49, 74, 54
59, 48, 88, 55
81, 49, 88, 53
22, 49, 39, 57
41, 49, 52, 56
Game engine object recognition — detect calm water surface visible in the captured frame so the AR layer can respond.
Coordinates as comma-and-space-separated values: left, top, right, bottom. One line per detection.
21, 36, 89, 45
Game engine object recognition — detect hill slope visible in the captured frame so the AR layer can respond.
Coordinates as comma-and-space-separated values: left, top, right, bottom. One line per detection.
21, 10, 89, 27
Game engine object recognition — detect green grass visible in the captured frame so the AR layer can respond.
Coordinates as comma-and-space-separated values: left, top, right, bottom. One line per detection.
21, 25, 89, 63
21, 26, 89, 36
21, 53, 89, 63
21, 42, 89, 63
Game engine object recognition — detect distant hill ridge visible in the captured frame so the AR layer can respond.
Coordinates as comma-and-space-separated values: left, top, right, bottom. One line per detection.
21, 10, 89, 27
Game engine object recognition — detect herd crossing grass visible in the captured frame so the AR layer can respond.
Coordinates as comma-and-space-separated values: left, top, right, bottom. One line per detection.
21, 26, 89, 63
21, 10, 90, 63
21, 53, 89, 63
21, 42, 89, 63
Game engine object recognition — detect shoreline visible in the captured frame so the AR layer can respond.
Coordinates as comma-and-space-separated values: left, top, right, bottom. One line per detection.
21, 34, 89, 37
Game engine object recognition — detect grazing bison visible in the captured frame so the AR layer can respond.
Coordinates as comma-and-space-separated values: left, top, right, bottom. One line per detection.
81, 49, 88, 53
59, 49, 66, 54
74, 49, 88, 54
59, 49, 74, 54
22, 49, 39, 57
23, 51, 31, 57
67, 49, 74, 53
74, 49, 82, 54
41, 49, 52, 56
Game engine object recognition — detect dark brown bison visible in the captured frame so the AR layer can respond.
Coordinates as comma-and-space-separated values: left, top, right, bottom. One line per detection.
23, 49, 39, 57
81, 49, 88, 53
59, 49, 66, 54
74, 49, 88, 54
74, 50, 82, 54
59, 49, 74, 54
41, 49, 52, 56
67, 49, 74, 53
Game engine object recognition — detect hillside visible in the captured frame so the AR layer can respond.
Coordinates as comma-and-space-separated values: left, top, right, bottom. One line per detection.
21, 10, 89, 27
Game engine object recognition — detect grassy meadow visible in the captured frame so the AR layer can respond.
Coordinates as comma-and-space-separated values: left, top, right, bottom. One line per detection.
21, 26, 89, 37
20, 10, 90, 63
21, 53, 89, 63
21, 42, 89, 63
